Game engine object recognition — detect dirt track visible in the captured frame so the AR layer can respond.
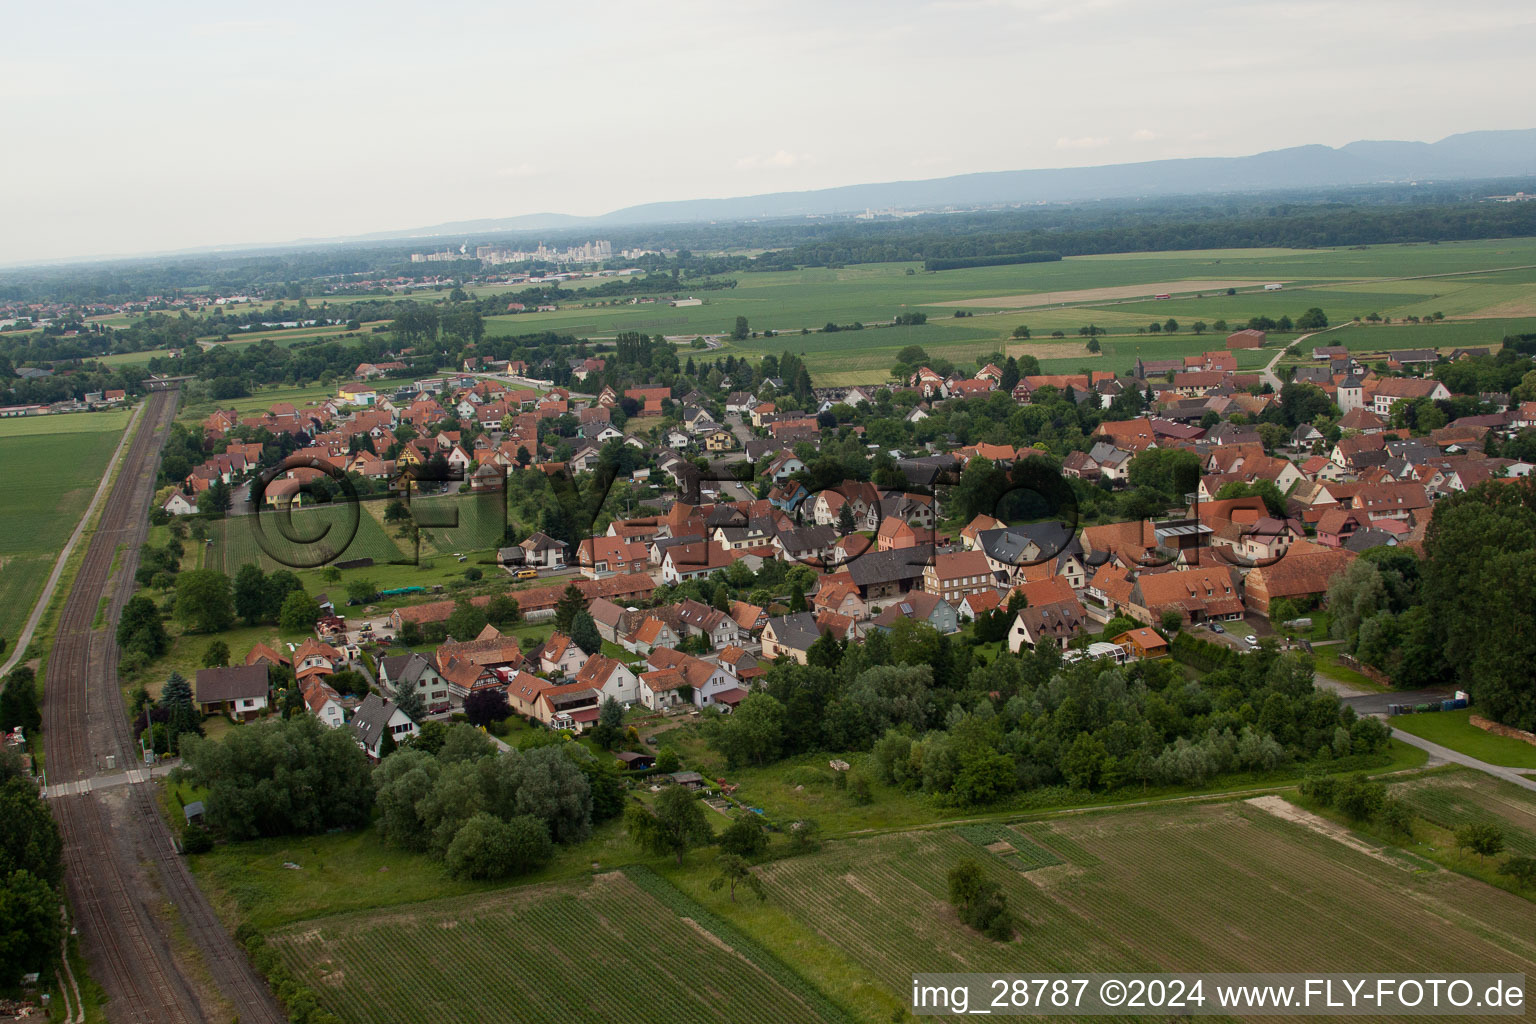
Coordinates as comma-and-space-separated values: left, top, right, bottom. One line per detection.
942, 280, 1284, 309
43, 388, 284, 1024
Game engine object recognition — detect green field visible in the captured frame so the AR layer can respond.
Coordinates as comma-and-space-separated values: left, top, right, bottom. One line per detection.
1394, 770, 1536, 858
96, 347, 180, 367
271, 871, 840, 1024
741, 800, 1536, 1014
1390, 710, 1536, 770
208, 505, 407, 573
472, 239, 1536, 384
207, 491, 504, 583
179, 382, 339, 421
261, 795, 1536, 1024
0, 407, 132, 644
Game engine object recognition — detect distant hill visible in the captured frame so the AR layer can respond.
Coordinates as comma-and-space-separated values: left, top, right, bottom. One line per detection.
384, 129, 1535, 240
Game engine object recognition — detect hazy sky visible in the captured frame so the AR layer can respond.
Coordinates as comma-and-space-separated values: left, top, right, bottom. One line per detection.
4, 0, 1532, 265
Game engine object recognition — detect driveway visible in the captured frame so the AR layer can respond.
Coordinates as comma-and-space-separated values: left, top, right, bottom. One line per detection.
1388, 731, 1536, 793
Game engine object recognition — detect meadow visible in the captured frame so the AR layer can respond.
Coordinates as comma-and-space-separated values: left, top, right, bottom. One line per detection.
271, 871, 842, 1024
208, 503, 407, 574
0, 407, 132, 644
1389, 710, 1536, 770
472, 238, 1536, 384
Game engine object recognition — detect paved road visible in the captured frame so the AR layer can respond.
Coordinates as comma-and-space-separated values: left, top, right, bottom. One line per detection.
1341, 687, 1453, 716
1389, 730, 1536, 793
1258, 321, 1353, 391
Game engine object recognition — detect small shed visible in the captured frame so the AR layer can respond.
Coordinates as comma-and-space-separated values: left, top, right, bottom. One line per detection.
615, 750, 655, 771
183, 801, 206, 825
669, 771, 705, 789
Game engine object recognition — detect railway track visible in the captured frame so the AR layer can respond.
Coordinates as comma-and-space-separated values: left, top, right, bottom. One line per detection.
42, 389, 284, 1024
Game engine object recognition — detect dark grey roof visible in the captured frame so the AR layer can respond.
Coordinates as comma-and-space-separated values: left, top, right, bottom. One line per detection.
766, 612, 824, 651
716, 516, 777, 545
1344, 528, 1398, 552
975, 521, 1082, 569
845, 545, 932, 587
195, 665, 269, 704
775, 523, 836, 553
1088, 441, 1130, 465
350, 693, 402, 750
381, 652, 435, 693
651, 534, 706, 560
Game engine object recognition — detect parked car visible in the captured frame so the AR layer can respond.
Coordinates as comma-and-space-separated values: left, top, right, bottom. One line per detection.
515, 568, 539, 580
1245, 635, 1259, 646
1209, 623, 1225, 634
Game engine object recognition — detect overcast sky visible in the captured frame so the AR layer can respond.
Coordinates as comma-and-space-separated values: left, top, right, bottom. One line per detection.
3, 0, 1532, 266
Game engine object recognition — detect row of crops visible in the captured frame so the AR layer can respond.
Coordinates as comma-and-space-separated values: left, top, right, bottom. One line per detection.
761, 804, 1536, 1012
1397, 776, 1536, 858
272, 873, 836, 1024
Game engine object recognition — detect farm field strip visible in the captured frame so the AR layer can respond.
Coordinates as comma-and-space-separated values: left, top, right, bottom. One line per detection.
1394, 770, 1536, 857
272, 872, 836, 1024
0, 410, 133, 642
757, 802, 1536, 1022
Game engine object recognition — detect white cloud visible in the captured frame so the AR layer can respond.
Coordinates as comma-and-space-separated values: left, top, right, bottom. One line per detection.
1055, 136, 1109, 150
734, 150, 815, 170
1131, 128, 1157, 142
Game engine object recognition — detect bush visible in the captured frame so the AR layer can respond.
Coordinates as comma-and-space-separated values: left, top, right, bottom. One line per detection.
718, 815, 769, 858
182, 823, 214, 854
1299, 773, 1338, 806
946, 857, 1014, 941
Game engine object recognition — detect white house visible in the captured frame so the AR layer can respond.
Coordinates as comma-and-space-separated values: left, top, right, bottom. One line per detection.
162, 492, 198, 516
350, 693, 418, 760
573, 654, 642, 707
539, 633, 588, 676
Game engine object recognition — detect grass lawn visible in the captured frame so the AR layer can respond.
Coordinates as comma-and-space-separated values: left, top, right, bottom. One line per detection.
1312, 645, 1390, 692
1390, 709, 1536, 769
661, 731, 1427, 837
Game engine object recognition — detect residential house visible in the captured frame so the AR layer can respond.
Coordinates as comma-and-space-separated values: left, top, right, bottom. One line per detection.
520, 532, 567, 568
1112, 627, 1170, 660
761, 612, 829, 664
300, 678, 347, 729
576, 537, 649, 579
378, 652, 452, 713
573, 654, 642, 707
1243, 542, 1355, 617
351, 693, 419, 759
1372, 377, 1451, 417
661, 541, 734, 584
1125, 566, 1245, 626
922, 550, 996, 605
537, 633, 588, 676
624, 615, 681, 656
868, 591, 959, 634
194, 665, 269, 721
